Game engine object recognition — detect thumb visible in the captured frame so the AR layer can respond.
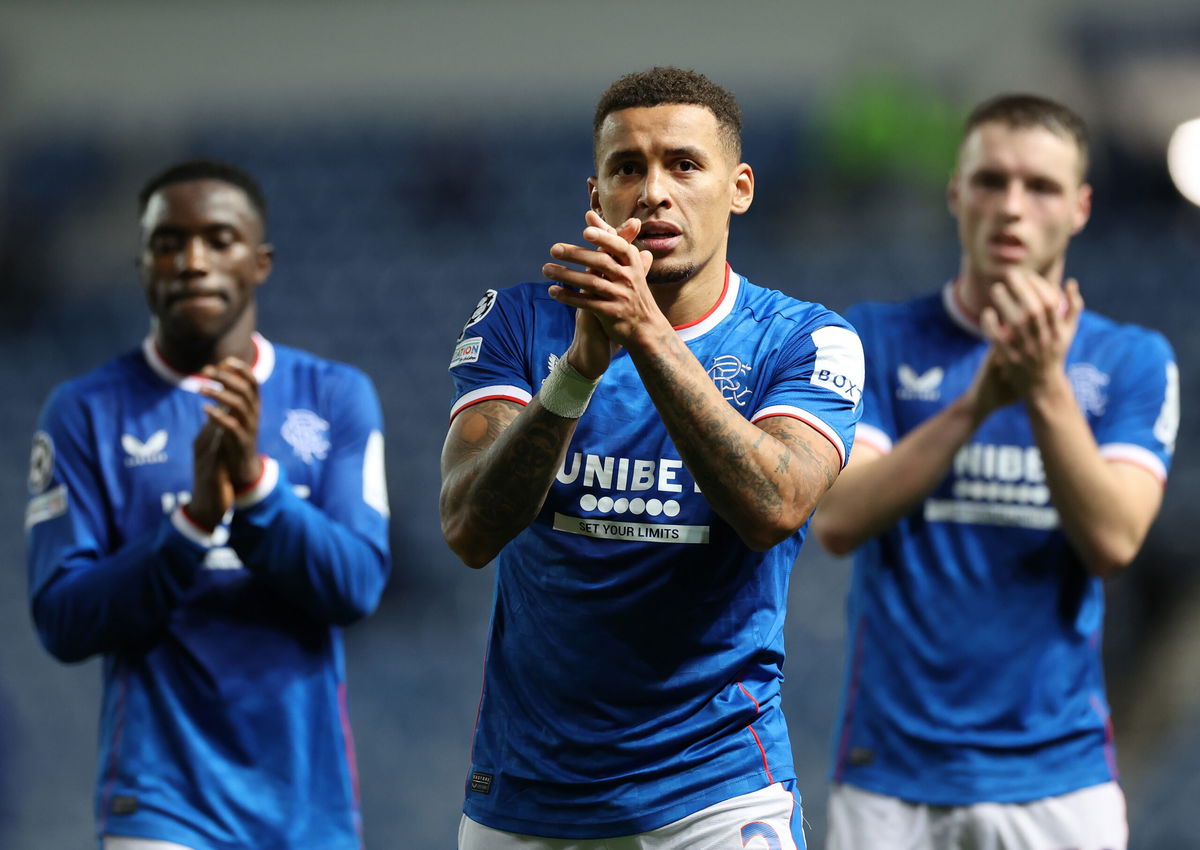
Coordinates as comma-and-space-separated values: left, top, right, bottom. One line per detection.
1064, 278, 1084, 320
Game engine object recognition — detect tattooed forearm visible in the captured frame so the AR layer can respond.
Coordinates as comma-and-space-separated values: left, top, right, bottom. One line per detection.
440, 399, 578, 566
631, 340, 841, 549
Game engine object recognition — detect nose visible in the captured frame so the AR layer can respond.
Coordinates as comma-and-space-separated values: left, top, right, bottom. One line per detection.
177, 236, 209, 276
638, 165, 671, 210
1001, 181, 1026, 218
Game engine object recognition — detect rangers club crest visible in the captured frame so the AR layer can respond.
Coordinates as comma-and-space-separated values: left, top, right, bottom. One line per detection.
708, 355, 753, 407
281, 409, 331, 465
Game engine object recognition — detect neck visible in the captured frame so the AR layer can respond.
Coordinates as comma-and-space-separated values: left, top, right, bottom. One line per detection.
654, 253, 729, 328
154, 309, 258, 375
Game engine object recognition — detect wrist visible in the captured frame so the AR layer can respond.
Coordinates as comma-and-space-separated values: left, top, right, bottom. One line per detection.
1025, 369, 1074, 416
231, 455, 264, 493
181, 502, 221, 534
540, 354, 601, 419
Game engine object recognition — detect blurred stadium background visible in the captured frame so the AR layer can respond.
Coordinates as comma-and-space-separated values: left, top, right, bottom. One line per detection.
1, 1, 1198, 847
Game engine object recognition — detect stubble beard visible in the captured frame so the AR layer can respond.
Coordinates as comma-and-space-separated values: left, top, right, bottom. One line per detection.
646, 261, 698, 286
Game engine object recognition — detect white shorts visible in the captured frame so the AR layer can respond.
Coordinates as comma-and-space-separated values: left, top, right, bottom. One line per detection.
459, 781, 804, 849
103, 838, 196, 850
825, 781, 1127, 850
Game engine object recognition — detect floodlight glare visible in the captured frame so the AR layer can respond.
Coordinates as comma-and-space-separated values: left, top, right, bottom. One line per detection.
1167, 118, 1200, 207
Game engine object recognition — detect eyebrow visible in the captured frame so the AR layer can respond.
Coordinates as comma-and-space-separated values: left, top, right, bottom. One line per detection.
602, 145, 708, 169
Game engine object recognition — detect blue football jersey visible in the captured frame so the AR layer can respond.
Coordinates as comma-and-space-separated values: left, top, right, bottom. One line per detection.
831, 282, 1178, 804
448, 267, 863, 838
25, 334, 391, 850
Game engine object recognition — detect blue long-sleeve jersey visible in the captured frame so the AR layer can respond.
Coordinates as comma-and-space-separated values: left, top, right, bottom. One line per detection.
25, 334, 391, 850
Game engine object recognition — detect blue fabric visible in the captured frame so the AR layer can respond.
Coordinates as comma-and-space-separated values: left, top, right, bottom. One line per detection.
831, 288, 1177, 805
26, 339, 390, 850
448, 269, 861, 838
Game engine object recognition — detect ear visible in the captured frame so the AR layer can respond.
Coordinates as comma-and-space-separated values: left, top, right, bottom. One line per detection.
947, 170, 961, 218
587, 176, 602, 216
1072, 183, 1093, 235
254, 243, 274, 285
730, 163, 754, 215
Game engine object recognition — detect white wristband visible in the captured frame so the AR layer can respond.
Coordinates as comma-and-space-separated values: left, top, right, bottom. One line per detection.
539, 355, 600, 419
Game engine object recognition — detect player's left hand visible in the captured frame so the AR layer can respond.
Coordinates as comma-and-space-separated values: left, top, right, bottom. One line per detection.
543, 210, 662, 348
199, 357, 263, 491
981, 269, 1083, 397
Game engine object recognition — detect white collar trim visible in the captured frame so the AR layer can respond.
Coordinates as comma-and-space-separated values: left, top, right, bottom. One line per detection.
142, 332, 276, 393
942, 280, 984, 339
676, 265, 740, 342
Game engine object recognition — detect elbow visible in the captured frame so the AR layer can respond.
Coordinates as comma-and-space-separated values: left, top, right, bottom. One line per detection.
440, 518, 497, 570
739, 511, 809, 553
810, 511, 857, 557
334, 551, 391, 625
40, 633, 92, 664
447, 536, 497, 569
1082, 538, 1140, 579
32, 593, 94, 664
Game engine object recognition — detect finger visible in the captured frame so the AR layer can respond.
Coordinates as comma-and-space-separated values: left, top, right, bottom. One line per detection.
204, 404, 250, 442
585, 210, 617, 234
581, 225, 643, 264
989, 281, 1024, 329
548, 283, 605, 311
614, 218, 641, 244
205, 361, 259, 403
546, 244, 631, 281
199, 386, 255, 429
981, 307, 1019, 365
1064, 278, 1084, 322
1005, 274, 1052, 348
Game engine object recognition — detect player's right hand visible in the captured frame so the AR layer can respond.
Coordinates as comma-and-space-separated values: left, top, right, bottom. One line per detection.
186, 418, 233, 532
962, 346, 1019, 423
553, 212, 647, 380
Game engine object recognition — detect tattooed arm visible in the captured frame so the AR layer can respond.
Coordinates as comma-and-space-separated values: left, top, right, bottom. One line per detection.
634, 332, 842, 550
439, 398, 581, 568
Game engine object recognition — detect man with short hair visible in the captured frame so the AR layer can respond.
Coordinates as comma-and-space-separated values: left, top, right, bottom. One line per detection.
440, 67, 864, 849
25, 159, 391, 849
813, 94, 1178, 850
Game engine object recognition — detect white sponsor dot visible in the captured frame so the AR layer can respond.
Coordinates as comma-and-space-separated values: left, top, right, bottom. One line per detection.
646, 499, 663, 516
597, 496, 614, 512
663, 500, 680, 517
629, 498, 646, 515
614, 498, 629, 513
580, 494, 598, 511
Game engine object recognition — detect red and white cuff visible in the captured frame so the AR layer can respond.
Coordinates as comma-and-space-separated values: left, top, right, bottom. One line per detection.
172, 506, 221, 548
234, 456, 280, 509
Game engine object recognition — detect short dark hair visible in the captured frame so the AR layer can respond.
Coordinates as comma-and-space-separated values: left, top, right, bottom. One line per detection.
593, 67, 743, 160
963, 94, 1090, 178
137, 159, 268, 225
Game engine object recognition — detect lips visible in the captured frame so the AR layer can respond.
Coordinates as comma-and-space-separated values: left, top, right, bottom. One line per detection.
636, 220, 682, 253
167, 288, 228, 306
988, 232, 1027, 261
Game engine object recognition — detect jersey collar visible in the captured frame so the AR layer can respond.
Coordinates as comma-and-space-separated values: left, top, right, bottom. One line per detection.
142, 332, 276, 393
675, 264, 740, 342
942, 279, 985, 339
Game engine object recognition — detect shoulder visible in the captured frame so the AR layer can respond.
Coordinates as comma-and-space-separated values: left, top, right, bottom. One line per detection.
1077, 310, 1173, 355
271, 342, 377, 388
41, 349, 144, 419
735, 274, 855, 336
845, 292, 942, 330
